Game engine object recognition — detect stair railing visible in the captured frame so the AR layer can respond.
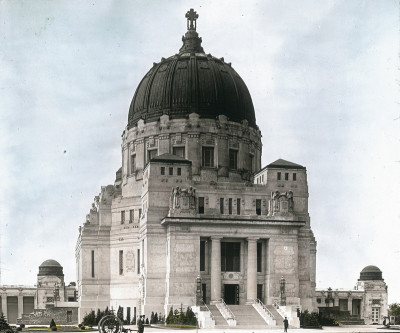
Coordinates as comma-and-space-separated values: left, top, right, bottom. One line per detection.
250, 298, 276, 325
272, 299, 286, 318
199, 300, 214, 321
215, 298, 236, 326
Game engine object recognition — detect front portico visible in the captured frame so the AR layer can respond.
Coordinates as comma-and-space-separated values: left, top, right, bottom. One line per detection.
161, 216, 308, 309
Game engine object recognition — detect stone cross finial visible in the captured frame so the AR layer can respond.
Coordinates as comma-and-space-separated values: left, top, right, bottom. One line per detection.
186, 8, 198, 30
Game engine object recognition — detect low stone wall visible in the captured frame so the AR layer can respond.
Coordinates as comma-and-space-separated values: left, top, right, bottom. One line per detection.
17, 307, 78, 325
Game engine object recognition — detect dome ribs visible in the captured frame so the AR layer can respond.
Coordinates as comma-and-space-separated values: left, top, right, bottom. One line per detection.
190, 53, 199, 113
128, 38, 256, 128
208, 57, 224, 118
165, 56, 180, 114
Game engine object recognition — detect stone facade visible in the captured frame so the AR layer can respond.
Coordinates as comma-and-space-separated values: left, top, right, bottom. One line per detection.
75, 9, 316, 325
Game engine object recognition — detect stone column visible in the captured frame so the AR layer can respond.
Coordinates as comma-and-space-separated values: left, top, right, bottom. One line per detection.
210, 236, 222, 302
18, 295, 23, 318
348, 297, 352, 314
1, 295, 7, 317
246, 238, 258, 303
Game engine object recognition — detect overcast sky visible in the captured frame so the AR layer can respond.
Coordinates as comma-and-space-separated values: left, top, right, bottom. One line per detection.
1, 0, 399, 304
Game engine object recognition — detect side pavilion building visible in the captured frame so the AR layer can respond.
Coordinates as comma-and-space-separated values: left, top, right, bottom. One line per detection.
76, 9, 317, 326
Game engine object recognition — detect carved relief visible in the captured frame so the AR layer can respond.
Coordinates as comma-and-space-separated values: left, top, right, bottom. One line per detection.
273, 245, 295, 273
269, 190, 294, 216
126, 250, 135, 272
169, 186, 197, 216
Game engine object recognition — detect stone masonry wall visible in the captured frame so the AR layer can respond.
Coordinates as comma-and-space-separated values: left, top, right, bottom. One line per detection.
18, 307, 78, 325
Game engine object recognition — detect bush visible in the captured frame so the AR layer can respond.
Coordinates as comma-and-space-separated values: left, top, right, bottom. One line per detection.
300, 310, 321, 328
50, 319, 56, 328
51, 326, 57, 331
165, 305, 197, 326
82, 311, 96, 326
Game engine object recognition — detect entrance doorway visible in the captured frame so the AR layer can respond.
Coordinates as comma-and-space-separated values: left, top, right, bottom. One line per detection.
372, 308, 380, 324
352, 299, 361, 317
224, 284, 239, 305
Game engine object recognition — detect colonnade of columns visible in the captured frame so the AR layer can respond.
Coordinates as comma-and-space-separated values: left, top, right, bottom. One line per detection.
0, 295, 35, 323
209, 236, 259, 303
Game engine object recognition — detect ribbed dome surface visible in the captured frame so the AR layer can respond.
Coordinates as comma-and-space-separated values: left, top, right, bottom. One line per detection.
359, 265, 382, 281
128, 9, 256, 129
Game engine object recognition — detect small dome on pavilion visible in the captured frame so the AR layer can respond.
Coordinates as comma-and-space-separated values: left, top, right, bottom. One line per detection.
359, 265, 383, 281
38, 259, 64, 277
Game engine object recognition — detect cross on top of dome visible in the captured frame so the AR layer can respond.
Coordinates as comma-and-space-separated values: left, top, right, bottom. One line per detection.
186, 8, 199, 31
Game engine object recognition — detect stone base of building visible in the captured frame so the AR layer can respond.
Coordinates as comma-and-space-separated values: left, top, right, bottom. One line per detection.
17, 306, 79, 325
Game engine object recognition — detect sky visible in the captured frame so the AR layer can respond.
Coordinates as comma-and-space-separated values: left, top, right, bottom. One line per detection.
0, 0, 399, 304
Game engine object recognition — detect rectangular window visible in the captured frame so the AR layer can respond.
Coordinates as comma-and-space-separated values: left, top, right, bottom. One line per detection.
249, 155, 254, 173
199, 197, 204, 214
67, 311, 72, 323
237, 198, 241, 215
91, 250, 95, 278
127, 307, 131, 324
228, 198, 233, 215
202, 147, 214, 167
161, 167, 165, 175
220, 198, 224, 214
285, 172, 289, 180
147, 149, 157, 163
200, 240, 206, 271
221, 242, 240, 272
139, 209, 142, 220
119, 250, 123, 275
137, 249, 140, 274
169, 167, 173, 175
293, 173, 297, 181
129, 209, 134, 223
257, 284, 263, 301
257, 242, 262, 272
177, 168, 181, 176
277, 172, 281, 180
262, 175, 264, 182
121, 211, 125, 224
130, 155, 136, 175
202, 284, 207, 304
173, 146, 185, 158
256, 199, 261, 215
229, 149, 238, 170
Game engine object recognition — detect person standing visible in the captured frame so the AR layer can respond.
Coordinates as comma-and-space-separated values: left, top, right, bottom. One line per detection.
137, 315, 144, 333
283, 317, 289, 332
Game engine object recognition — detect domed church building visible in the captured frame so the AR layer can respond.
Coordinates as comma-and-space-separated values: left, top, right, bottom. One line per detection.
76, 9, 317, 327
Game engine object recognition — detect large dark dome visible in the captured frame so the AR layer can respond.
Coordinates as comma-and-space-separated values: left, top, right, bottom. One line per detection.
359, 265, 383, 281
128, 9, 256, 129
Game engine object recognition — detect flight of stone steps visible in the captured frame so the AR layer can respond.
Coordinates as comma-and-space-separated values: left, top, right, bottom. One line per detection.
229, 305, 271, 328
209, 304, 281, 329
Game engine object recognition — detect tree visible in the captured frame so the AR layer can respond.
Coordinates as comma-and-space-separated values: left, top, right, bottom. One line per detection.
95, 309, 103, 325
117, 306, 124, 322
389, 303, 400, 324
166, 307, 174, 325
0, 313, 10, 331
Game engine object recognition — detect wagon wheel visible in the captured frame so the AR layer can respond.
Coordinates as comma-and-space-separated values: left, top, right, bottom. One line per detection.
100, 315, 122, 333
